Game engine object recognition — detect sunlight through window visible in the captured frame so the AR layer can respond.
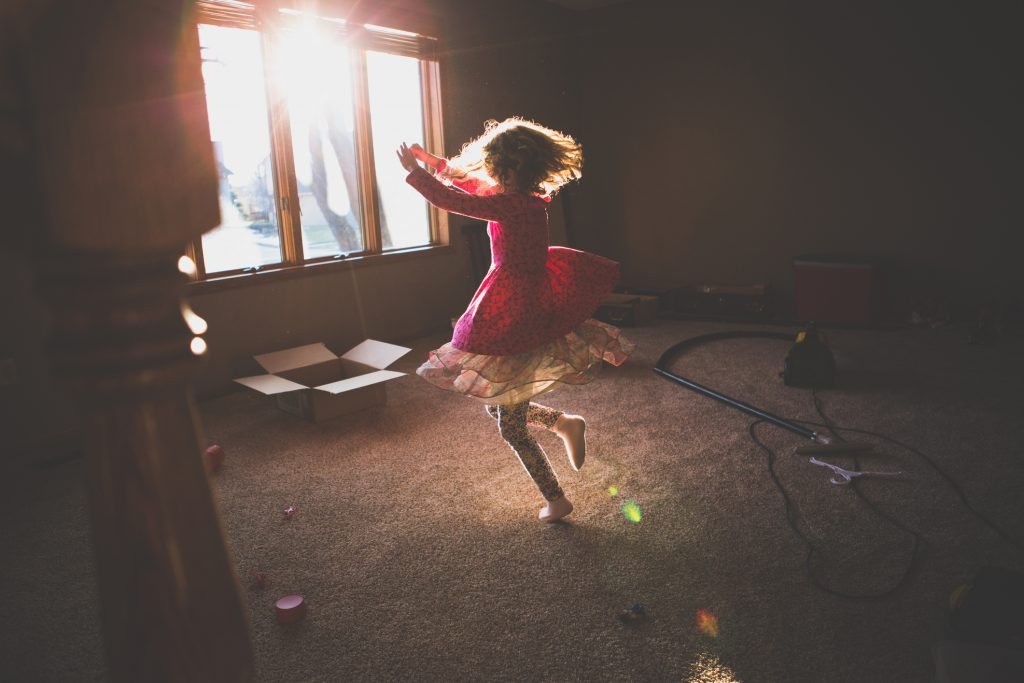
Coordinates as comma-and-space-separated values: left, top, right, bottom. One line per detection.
191, 3, 442, 281
367, 51, 431, 250
276, 19, 363, 258
197, 24, 283, 274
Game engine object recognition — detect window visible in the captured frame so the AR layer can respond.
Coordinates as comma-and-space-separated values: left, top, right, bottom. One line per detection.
187, 1, 445, 282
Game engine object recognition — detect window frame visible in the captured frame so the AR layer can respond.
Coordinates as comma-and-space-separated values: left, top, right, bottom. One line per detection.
187, 2, 448, 287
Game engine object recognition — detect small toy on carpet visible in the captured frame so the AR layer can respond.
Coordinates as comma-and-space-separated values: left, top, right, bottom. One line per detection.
618, 602, 648, 622
205, 444, 225, 472
275, 594, 307, 624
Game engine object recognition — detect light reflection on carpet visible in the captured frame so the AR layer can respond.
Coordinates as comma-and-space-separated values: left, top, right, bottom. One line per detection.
621, 499, 642, 523
696, 608, 719, 637
687, 652, 741, 683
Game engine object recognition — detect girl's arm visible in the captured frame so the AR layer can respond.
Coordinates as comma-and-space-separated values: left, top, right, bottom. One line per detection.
398, 142, 507, 220
410, 143, 498, 196
409, 144, 444, 171
405, 167, 509, 221
439, 170, 500, 197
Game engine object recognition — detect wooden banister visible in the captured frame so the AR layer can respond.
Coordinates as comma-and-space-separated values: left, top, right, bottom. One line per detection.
42, 250, 255, 681
8, 0, 257, 679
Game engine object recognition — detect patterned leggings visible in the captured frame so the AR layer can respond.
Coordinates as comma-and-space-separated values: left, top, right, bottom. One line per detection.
486, 402, 565, 501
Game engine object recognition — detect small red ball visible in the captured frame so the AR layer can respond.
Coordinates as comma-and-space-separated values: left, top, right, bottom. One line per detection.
205, 444, 225, 472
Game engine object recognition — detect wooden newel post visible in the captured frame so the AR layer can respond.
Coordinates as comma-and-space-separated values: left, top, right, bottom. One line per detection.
9, 0, 256, 679
42, 251, 255, 682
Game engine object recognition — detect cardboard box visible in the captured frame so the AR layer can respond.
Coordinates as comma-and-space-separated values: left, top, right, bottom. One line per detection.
234, 340, 410, 422
594, 293, 659, 327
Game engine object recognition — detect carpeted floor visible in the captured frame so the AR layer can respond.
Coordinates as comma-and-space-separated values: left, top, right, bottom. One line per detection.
3, 319, 1023, 682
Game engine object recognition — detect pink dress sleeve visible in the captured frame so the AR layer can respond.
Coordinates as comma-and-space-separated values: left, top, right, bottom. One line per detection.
406, 167, 510, 221
435, 159, 500, 196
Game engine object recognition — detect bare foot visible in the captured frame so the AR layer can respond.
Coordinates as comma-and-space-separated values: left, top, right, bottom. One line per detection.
539, 496, 574, 522
554, 414, 587, 471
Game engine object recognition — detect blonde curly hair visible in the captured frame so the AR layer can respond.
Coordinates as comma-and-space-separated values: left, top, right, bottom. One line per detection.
446, 117, 583, 197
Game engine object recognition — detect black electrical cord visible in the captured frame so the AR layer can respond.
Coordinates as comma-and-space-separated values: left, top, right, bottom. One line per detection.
747, 418, 921, 599
757, 384, 932, 599
804, 391, 1023, 553
657, 330, 1022, 599
809, 389, 924, 598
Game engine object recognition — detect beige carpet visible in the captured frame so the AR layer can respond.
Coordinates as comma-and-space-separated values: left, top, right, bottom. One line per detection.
3, 319, 1023, 682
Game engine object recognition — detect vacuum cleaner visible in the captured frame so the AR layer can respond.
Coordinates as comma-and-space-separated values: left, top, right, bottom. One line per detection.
654, 326, 872, 456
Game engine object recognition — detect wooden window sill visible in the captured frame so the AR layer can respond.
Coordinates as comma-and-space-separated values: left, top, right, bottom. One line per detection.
186, 244, 454, 295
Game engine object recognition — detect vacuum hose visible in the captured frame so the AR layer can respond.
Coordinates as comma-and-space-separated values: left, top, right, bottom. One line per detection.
653, 330, 824, 443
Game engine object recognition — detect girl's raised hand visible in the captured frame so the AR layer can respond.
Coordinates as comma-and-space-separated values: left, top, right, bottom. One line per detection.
396, 143, 419, 172
409, 143, 430, 162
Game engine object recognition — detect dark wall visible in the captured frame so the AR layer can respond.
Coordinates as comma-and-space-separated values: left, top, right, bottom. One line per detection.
572, 0, 1021, 316
433, 0, 581, 246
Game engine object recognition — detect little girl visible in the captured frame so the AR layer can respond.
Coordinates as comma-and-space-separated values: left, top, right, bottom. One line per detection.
397, 117, 633, 522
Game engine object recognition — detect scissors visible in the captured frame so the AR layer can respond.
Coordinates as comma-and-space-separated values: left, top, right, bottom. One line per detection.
809, 457, 902, 485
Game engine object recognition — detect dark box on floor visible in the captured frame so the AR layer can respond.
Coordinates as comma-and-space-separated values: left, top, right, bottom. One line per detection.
594, 293, 659, 327
667, 283, 771, 318
794, 254, 882, 325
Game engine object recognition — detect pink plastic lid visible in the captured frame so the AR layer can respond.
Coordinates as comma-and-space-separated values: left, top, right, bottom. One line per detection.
276, 595, 303, 610
275, 594, 306, 624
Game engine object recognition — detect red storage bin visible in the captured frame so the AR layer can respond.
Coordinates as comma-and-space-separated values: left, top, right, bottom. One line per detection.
793, 255, 881, 325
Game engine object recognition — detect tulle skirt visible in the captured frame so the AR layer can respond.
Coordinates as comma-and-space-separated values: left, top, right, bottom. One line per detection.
416, 318, 635, 405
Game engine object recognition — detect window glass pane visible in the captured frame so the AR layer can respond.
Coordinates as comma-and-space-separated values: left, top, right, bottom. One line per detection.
198, 24, 282, 274
275, 22, 363, 258
366, 51, 432, 250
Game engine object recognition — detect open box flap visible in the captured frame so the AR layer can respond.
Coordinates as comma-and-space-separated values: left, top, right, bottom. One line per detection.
254, 343, 337, 374
341, 339, 411, 369
235, 374, 307, 395
315, 369, 405, 395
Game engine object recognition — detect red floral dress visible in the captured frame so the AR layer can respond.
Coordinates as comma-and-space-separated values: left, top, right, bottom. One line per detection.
406, 166, 634, 404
